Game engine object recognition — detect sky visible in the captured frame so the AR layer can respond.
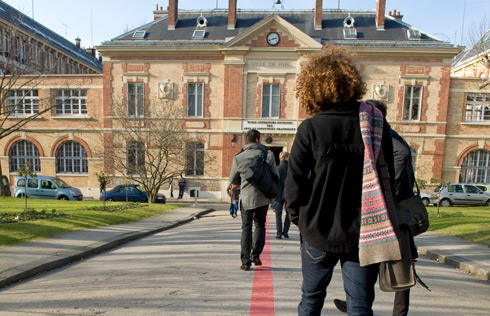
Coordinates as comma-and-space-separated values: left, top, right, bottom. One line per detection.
4, 0, 490, 48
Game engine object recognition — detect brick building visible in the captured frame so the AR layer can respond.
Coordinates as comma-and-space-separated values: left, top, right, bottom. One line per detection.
3, 0, 488, 200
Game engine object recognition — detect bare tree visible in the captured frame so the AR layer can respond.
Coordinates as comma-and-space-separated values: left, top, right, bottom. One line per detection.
0, 37, 58, 195
105, 98, 207, 203
464, 16, 490, 89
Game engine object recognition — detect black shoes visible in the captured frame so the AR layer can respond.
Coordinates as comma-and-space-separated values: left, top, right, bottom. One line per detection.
333, 299, 347, 313
252, 258, 262, 266
276, 234, 282, 239
240, 264, 250, 271
282, 232, 289, 238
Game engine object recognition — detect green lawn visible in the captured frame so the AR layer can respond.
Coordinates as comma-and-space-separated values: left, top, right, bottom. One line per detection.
0, 196, 178, 248
427, 206, 490, 246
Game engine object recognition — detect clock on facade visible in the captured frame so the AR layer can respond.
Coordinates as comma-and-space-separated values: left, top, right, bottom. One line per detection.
266, 32, 280, 46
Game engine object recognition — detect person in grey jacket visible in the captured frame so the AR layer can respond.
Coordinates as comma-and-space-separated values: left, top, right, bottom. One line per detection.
273, 151, 290, 239
229, 129, 279, 271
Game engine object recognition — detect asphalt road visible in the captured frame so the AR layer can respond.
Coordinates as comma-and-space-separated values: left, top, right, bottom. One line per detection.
0, 205, 488, 315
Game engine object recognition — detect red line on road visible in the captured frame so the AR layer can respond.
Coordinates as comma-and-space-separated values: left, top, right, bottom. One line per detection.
250, 216, 275, 315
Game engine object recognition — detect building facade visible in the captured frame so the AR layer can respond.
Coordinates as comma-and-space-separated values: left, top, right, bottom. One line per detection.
3, 0, 489, 200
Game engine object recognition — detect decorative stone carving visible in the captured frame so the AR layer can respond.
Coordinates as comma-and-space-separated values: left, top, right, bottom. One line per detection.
373, 84, 390, 101
158, 80, 174, 99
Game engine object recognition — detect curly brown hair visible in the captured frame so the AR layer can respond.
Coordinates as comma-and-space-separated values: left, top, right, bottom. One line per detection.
295, 45, 366, 115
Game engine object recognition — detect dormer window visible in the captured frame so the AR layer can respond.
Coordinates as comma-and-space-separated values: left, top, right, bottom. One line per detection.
192, 30, 206, 38
407, 29, 422, 40
133, 30, 146, 39
343, 28, 357, 39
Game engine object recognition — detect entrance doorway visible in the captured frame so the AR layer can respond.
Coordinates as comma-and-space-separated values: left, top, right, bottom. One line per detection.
268, 146, 283, 166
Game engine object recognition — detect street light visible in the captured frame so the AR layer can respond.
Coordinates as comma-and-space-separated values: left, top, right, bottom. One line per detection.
231, 134, 237, 147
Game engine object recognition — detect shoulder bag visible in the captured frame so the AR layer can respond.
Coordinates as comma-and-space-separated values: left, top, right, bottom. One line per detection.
244, 149, 278, 199
395, 182, 429, 236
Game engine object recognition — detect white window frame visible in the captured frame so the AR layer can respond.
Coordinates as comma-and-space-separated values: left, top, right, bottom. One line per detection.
465, 94, 490, 122
262, 83, 280, 118
402, 85, 422, 121
460, 149, 490, 183
55, 141, 88, 174
127, 82, 144, 117
4, 33, 10, 57
127, 141, 145, 175
8, 140, 41, 173
7, 90, 39, 116
187, 82, 204, 117
55, 89, 88, 116
185, 142, 204, 176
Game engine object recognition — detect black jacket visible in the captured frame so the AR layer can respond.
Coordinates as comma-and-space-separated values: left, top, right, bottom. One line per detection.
275, 160, 288, 202
391, 129, 415, 203
285, 102, 395, 254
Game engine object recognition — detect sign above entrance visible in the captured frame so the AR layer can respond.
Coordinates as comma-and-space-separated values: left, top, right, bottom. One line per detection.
247, 60, 296, 71
243, 120, 297, 133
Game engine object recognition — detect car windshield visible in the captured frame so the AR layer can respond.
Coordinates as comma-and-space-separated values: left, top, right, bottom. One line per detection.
53, 178, 71, 188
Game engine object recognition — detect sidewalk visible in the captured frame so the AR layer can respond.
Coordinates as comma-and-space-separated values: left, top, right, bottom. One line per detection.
0, 205, 489, 290
0, 206, 214, 288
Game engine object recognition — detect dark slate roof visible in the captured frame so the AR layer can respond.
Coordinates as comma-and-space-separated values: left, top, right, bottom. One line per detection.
103, 9, 453, 48
0, 0, 102, 72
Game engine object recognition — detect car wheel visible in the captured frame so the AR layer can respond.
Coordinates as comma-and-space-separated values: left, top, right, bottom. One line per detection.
421, 198, 429, 207
106, 198, 115, 202
485, 200, 490, 207
59, 195, 69, 201
440, 198, 452, 207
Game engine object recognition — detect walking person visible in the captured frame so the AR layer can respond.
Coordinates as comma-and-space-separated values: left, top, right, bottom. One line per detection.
334, 99, 419, 316
169, 177, 174, 198
273, 151, 291, 239
229, 129, 279, 271
285, 46, 397, 316
227, 183, 240, 218
178, 175, 186, 199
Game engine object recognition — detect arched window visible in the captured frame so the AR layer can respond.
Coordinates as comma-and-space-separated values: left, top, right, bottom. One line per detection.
9, 140, 41, 172
459, 149, 490, 183
56, 141, 87, 173
185, 142, 204, 176
127, 141, 145, 175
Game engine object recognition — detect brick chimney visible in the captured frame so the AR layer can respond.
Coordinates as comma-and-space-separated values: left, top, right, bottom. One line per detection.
376, 0, 385, 30
228, 0, 236, 30
75, 36, 81, 49
168, 0, 178, 30
314, 0, 322, 30
389, 10, 404, 21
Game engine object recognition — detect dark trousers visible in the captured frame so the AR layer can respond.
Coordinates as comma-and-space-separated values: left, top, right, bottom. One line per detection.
240, 203, 268, 266
298, 241, 378, 316
392, 285, 410, 315
273, 200, 290, 236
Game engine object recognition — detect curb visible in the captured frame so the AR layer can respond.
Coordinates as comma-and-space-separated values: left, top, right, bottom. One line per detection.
0, 208, 215, 289
417, 246, 490, 282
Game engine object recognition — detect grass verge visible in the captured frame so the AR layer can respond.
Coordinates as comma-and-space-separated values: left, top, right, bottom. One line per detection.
427, 206, 490, 246
0, 196, 178, 248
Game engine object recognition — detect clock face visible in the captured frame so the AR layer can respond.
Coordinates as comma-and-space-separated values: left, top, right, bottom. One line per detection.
267, 32, 280, 46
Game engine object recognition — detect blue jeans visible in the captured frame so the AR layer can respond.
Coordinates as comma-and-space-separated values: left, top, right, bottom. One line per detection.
298, 241, 378, 316
240, 203, 268, 266
273, 200, 290, 236
178, 186, 185, 198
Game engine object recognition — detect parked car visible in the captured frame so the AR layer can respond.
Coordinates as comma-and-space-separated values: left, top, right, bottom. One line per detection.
432, 184, 490, 207
14, 175, 83, 201
475, 184, 490, 193
417, 192, 432, 207
100, 184, 166, 203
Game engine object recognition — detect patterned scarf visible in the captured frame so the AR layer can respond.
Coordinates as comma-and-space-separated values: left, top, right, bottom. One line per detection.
358, 101, 401, 267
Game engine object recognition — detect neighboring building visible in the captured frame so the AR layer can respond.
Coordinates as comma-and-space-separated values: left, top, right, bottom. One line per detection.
0, 0, 103, 197
0, 0, 102, 74
97, 0, 462, 199
448, 30, 490, 185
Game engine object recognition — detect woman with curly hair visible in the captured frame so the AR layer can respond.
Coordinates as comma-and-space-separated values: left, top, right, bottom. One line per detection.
285, 45, 396, 316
